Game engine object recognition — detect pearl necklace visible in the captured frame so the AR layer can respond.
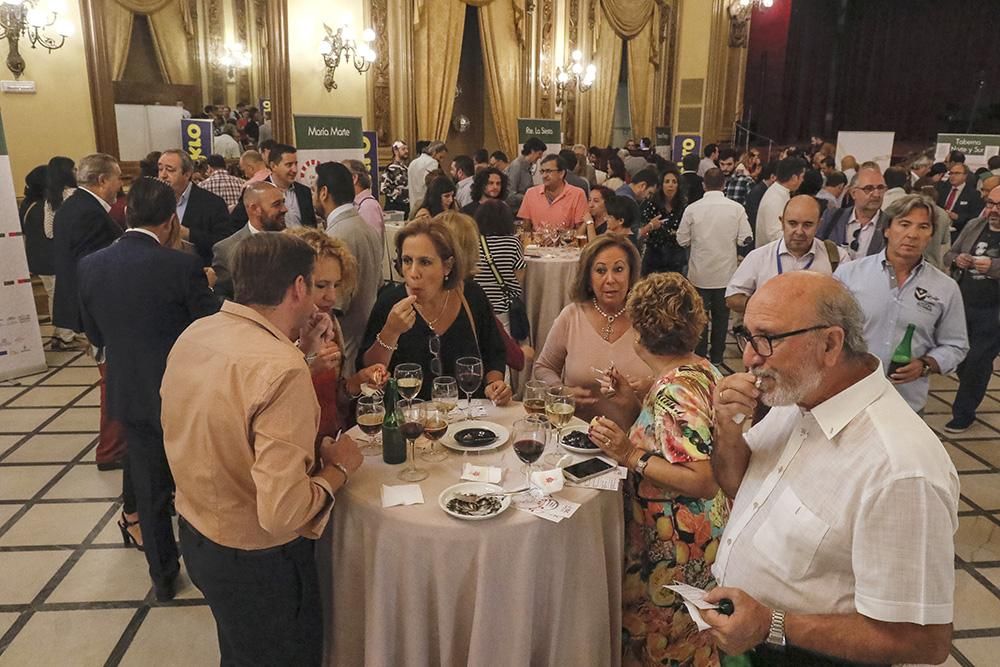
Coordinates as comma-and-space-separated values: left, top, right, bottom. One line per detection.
416, 290, 452, 328
592, 298, 627, 341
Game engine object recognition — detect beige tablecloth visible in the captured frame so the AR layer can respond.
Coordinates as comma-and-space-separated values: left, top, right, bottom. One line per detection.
319, 401, 623, 667
522, 249, 580, 353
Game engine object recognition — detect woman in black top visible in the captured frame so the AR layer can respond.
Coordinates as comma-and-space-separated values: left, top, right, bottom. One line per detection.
360, 218, 512, 403
413, 175, 458, 219
639, 165, 687, 276
19, 165, 53, 277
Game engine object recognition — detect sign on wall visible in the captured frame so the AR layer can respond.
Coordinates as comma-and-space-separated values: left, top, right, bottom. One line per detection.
835, 131, 895, 174
655, 126, 672, 159
935, 134, 1000, 171
258, 98, 272, 116
363, 130, 379, 196
517, 118, 561, 185
293, 115, 364, 187
181, 118, 213, 163
0, 109, 45, 380
673, 134, 701, 164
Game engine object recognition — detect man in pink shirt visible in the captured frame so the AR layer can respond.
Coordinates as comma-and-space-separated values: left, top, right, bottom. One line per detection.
239, 150, 270, 184
516, 154, 590, 231
344, 159, 384, 235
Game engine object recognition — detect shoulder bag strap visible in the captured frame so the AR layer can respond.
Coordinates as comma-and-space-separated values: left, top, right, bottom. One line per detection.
458, 286, 480, 350
823, 239, 840, 272
479, 236, 511, 306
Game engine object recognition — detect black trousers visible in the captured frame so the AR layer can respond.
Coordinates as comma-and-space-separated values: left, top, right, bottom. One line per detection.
179, 518, 323, 667
123, 420, 178, 589
749, 644, 888, 667
697, 287, 730, 365
953, 303, 1000, 423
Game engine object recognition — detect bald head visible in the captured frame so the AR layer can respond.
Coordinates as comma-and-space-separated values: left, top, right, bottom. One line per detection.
985, 185, 1000, 228
780, 195, 823, 256
244, 181, 287, 231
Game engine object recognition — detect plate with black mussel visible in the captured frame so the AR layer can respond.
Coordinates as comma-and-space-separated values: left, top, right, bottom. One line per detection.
442, 421, 510, 452
561, 426, 601, 454
439, 482, 512, 520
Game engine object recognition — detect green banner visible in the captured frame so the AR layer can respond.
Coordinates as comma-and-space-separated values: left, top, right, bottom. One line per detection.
936, 133, 1000, 157
294, 115, 363, 150
517, 118, 561, 145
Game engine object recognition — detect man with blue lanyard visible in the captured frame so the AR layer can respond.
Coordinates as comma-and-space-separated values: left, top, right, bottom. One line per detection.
726, 195, 848, 315
835, 194, 968, 412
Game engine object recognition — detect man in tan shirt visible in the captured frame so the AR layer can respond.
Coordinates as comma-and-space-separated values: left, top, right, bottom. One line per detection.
162, 233, 362, 666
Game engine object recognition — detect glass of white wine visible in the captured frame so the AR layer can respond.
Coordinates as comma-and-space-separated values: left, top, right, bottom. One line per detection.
432, 376, 459, 420
544, 386, 575, 466
395, 363, 423, 401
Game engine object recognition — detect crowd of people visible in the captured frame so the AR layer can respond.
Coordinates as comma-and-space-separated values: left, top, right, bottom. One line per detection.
14, 124, 999, 665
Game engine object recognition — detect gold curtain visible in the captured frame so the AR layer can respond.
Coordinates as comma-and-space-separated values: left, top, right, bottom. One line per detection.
104, 3, 134, 80
113, 0, 173, 11
413, 0, 466, 141
626, 12, 656, 141
147, 1, 196, 84
588, 9, 622, 147
600, 0, 655, 39
478, 1, 521, 157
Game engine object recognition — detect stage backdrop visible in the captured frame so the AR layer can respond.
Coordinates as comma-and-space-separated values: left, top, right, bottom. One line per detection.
0, 109, 46, 381
836, 131, 895, 173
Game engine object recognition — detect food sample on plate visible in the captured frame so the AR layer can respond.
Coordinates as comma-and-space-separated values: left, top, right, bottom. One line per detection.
562, 429, 599, 450
453, 427, 498, 447
446, 495, 503, 517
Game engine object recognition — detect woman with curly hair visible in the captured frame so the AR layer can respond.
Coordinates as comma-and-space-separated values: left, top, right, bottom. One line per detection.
590, 272, 728, 667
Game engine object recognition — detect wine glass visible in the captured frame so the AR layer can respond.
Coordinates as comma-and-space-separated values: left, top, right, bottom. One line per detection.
544, 386, 576, 465
432, 376, 459, 420
523, 379, 548, 416
355, 394, 385, 457
455, 356, 483, 416
512, 416, 548, 493
395, 363, 423, 401
397, 399, 428, 482
420, 401, 449, 462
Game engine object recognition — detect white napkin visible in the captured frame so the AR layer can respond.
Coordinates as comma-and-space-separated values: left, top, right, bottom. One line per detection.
530, 468, 565, 495
663, 583, 717, 632
461, 463, 502, 483
380, 484, 424, 508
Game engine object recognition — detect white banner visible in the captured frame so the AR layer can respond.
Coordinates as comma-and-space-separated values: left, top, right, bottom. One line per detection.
0, 117, 46, 380
835, 131, 895, 174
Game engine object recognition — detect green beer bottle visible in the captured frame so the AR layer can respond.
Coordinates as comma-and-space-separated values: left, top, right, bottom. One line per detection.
381, 378, 406, 464
887, 323, 916, 376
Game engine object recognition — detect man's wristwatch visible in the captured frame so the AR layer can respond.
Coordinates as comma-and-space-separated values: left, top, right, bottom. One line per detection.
765, 608, 786, 649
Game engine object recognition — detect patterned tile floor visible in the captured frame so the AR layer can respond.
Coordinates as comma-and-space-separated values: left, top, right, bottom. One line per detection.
0, 327, 997, 665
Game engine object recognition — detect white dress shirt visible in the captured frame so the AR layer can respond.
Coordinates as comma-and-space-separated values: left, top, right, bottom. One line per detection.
755, 181, 792, 246
844, 209, 881, 260
714, 361, 958, 625
676, 191, 753, 289
407, 153, 439, 209
281, 184, 302, 228
725, 237, 848, 299
455, 176, 474, 208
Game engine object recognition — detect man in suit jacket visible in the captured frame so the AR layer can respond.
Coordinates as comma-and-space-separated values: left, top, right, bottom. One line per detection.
231, 143, 317, 229
937, 163, 984, 241
158, 149, 234, 266
78, 177, 219, 601
819, 166, 887, 259
314, 161, 382, 376
212, 182, 288, 301
52, 153, 123, 336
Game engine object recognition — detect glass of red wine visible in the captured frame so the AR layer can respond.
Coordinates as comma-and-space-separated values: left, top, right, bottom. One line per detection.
512, 416, 548, 492
455, 356, 483, 417
397, 399, 428, 482
355, 394, 384, 457
420, 401, 449, 462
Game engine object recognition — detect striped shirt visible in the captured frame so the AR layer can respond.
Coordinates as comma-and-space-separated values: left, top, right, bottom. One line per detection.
474, 235, 525, 314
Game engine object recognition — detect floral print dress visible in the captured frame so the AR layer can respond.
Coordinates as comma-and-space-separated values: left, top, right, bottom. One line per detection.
622, 360, 729, 667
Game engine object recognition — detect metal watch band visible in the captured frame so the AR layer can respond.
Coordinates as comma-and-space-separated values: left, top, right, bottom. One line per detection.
634, 451, 655, 475
766, 608, 786, 648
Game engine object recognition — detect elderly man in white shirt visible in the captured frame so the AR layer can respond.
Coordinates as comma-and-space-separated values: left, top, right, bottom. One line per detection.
726, 195, 848, 314
704, 272, 957, 666
755, 157, 805, 246
677, 168, 753, 365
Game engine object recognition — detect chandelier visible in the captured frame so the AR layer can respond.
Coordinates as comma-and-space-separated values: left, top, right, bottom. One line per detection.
0, 0, 74, 79
730, 0, 773, 14
319, 21, 376, 92
218, 43, 251, 83
553, 50, 596, 112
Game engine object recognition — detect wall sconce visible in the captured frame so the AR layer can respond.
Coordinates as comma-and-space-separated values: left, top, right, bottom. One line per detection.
553, 50, 596, 112
319, 21, 376, 92
728, 0, 773, 48
0, 0, 73, 79
218, 43, 251, 83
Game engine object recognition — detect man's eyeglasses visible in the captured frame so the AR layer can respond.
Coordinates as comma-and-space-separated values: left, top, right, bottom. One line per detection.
983, 199, 1000, 210
853, 184, 886, 195
429, 334, 442, 376
539, 168, 560, 174
850, 227, 861, 252
948, 171, 965, 177
732, 325, 830, 358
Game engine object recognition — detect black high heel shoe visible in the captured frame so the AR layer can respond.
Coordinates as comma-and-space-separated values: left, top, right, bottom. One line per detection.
118, 512, 145, 552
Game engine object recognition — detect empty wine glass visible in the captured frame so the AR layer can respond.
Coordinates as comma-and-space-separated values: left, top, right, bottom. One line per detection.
395, 363, 423, 401
432, 376, 459, 421
455, 356, 483, 416
512, 416, 548, 493
397, 399, 428, 482
544, 386, 576, 466
420, 401, 449, 462
355, 394, 384, 457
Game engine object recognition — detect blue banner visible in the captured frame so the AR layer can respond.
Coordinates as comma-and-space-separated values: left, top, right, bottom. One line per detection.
363, 131, 379, 196
672, 134, 701, 163
181, 119, 213, 162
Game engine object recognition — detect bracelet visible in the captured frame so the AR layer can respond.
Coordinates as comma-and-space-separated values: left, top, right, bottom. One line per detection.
375, 333, 398, 352
331, 462, 350, 485
304, 352, 318, 366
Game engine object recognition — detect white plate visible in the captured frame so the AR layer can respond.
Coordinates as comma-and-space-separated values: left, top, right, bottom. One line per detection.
441, 420, 510, 453
438, 482, 512, 520
558, 422, 603, 455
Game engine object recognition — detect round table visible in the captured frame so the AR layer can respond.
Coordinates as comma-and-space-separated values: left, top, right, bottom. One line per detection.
522, 248, 580, 353
319, 401, 624, 667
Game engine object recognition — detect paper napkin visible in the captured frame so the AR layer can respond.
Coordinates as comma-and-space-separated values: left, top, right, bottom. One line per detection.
380, 484, 424, 508
530, 468, 565, 495
461, 463, 502, 483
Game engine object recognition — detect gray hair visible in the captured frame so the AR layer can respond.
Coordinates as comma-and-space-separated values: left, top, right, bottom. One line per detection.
815, 284, 868, 360
424, 141, 447, 156
161, 149, 194, 175
76, 153, 119, 185
342, 159, 371, 189
883, 193, 937, 232
222, 123, 238, 139
911, 155, 932, 169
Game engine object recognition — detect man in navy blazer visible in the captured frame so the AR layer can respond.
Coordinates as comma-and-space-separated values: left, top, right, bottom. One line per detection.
937, 163, 983, 241
78, 177, 219, 601
158, 149, 235, 266
230, 143, 317, 229
52, 153, 123, 336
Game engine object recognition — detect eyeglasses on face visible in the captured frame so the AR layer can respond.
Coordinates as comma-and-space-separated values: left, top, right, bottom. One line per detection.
732, 324, 830, 358
983, 199, 1000, 210
853, 184, 886, 195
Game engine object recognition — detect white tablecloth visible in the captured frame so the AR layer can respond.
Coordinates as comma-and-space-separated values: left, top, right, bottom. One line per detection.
319, 401, 623, 667
522, 249, 580, 353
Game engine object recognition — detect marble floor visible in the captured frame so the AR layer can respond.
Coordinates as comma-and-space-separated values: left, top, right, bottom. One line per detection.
0, 329, 998, 665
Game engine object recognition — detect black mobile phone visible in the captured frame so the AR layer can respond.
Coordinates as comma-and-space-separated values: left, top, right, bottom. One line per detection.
562, 457, 616, 483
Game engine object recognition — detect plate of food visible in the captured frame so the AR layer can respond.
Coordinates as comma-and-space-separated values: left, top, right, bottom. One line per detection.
560, 422, 602, 454
439, 482, 512, 520
441, 420, 510, 452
